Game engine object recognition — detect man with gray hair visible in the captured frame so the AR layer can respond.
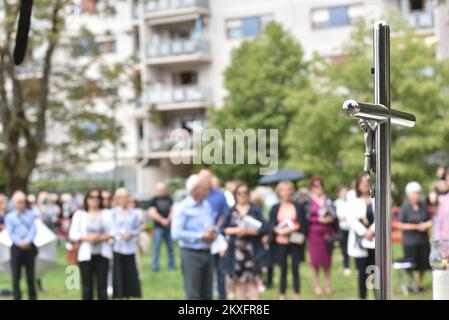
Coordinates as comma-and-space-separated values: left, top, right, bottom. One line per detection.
171, 174, 217, 300
5, 190, 38, 300
198, 168, 229, 300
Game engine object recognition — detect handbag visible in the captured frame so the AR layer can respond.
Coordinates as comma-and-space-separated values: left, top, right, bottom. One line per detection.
289, 231, 305, 245
325, 232, 343, 251
66, 212, 83, 265
137, 231, 151, 254
354, 233, 375, 250
354, 217, 373, 250
65, 241, 79, 265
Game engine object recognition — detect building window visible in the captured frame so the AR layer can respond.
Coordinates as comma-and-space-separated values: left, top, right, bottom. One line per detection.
311, 4, 363, 29
81, 0, 96, 13
138, 120, 144, 140
73, 38, 94, 56
172, 71, 198, 86
226, 14, 273, 39
96, 39, 117, 54
73, 37, 116, 56
81, 122, 100, 140
132, 0, 139, 18
179, 26, 191, 39
133, 27, 140, 56
329, 6, 348, 27
410, 0, 425, 11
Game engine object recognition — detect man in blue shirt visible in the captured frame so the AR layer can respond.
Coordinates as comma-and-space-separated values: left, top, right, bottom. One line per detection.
171, 174, 216, 300
199, 168, 229, 300
0, 193, 8, 232
5, 190, 38, 300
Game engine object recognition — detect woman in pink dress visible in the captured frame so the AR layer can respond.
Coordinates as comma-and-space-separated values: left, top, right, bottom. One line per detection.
306, 176, 336, 296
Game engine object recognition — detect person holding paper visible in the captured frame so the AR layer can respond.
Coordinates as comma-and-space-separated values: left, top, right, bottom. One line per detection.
171, 174, 216, 300
198, 168, 229, 300
269, 181, 307, 300
305, 176, 336, 296
346, 175, 376, 299
221, 182, 266, 300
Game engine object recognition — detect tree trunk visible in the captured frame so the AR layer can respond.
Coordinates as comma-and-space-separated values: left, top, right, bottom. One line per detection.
4, 171, 29, 196
0, 1, 62, 196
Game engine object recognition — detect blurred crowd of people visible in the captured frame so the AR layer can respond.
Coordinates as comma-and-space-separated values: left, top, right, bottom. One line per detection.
1, 165, 449, 300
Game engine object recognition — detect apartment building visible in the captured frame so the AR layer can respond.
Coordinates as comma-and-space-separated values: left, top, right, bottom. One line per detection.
436, 0, 449, 60
131, 0, 445, 196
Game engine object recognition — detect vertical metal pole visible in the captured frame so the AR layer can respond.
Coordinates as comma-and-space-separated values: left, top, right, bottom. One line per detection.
374, 21, 392, 300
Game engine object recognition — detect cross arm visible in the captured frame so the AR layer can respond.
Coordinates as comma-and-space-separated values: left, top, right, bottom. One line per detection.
342, 100, 416, 127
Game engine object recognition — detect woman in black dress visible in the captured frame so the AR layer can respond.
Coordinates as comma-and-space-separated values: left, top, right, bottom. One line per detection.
221, 182, 267, 300
397, 181, 432, 292
111, 188, 142, 299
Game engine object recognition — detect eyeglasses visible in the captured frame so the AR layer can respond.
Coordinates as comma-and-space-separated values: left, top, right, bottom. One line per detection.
87, 195, 101, 200
312, 184, 322, 188
236, 191, 249, 196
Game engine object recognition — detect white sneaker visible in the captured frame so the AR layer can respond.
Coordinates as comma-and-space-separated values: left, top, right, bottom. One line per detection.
343, 268, 352, 276
107, 285, 113, 296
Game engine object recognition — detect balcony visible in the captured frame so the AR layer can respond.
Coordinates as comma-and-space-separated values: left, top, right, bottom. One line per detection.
407, 10, 434, 29
147, 85, 210, 111
148, 128, 196, 159
144, 0, 209, 26
146, 39, 210, 66
132, 4, 140, 20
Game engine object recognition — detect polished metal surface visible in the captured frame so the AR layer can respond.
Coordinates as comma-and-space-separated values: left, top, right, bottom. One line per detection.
373, 21, 392, 300
342, 100, 416, 127
341, 21, 416, 300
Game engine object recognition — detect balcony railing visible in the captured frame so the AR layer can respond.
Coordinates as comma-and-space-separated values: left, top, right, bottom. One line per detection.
149, 129, 194, 153
147, 39, 209, 58
407, 10, 433, 29
148, 85, 210, 105
145, 0, 208, 12
135, 96, 143, 108
132, 6, 140, 19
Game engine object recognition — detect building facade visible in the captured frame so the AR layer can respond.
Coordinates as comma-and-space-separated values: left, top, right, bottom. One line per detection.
132, 0, 446, 196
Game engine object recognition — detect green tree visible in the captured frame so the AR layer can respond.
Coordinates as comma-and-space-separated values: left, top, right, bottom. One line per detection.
286, 18, 449, 197
208, 22, 309, 185
0, 1, 129, 195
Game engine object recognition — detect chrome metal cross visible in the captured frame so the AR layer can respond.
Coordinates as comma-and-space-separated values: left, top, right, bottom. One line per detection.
342, 21, 416, 300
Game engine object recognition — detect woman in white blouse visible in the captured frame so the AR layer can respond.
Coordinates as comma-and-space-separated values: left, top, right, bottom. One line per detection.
68, 188, 113, 300
346, 175, 375, 299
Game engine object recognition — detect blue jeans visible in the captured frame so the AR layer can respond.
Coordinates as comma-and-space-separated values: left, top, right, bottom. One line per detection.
152, 226, 175, 271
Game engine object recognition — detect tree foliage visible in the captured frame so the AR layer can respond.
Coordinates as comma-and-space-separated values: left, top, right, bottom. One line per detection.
286, 18, 449, 198
209, 18, 449, 199
0, 0, 130, 194
208, 22, 309, 186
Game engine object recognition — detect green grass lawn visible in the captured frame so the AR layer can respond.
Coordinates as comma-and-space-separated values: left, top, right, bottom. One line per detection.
0, 242, 433, 300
